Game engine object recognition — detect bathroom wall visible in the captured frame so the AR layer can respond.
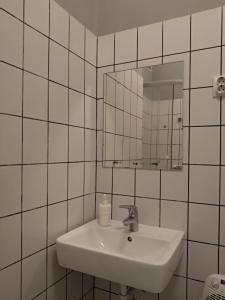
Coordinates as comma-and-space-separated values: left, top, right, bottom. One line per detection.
96, 6, 225, 299
0, 0, 96, 299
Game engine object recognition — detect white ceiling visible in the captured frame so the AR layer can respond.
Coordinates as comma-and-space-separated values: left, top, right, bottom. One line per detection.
56, 0, 225, 36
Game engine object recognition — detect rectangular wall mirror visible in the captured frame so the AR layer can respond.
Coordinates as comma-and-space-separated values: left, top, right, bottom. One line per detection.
103, 61, 184, 171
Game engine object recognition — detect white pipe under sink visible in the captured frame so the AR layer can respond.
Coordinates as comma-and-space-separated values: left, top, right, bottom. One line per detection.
119, 285, 135, 300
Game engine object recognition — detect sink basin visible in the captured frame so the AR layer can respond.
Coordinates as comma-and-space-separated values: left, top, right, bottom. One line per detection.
56, 220, 184, 293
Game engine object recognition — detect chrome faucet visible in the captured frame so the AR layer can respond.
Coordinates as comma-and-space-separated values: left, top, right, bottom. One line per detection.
119, 205, 139, 232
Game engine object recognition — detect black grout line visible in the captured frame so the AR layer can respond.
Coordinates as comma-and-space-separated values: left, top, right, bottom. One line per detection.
218, 6, 224, 275
20, 1, 25, 299
186, 13, 192, 300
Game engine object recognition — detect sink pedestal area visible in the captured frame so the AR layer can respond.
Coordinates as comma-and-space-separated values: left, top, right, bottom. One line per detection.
56, 220, 184, 293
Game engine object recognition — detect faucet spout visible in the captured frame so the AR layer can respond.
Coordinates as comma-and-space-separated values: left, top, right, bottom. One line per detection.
119, 205, 139, 232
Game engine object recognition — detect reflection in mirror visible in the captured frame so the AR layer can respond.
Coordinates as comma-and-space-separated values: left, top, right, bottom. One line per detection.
103, 62, 184, 171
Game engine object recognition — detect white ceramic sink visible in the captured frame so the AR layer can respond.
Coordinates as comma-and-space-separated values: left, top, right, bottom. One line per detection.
56, 220, 184, 293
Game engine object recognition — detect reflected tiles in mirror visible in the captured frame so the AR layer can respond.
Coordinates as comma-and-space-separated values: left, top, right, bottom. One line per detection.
103, 61, 184, 170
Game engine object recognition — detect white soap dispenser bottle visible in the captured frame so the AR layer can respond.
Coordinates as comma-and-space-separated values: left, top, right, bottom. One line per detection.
98, 194, 111, 226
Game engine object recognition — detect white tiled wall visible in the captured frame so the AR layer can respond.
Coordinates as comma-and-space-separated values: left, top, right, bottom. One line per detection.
96, 6, 225, 300
1, 2, 225, 300
0, 1, 96, 299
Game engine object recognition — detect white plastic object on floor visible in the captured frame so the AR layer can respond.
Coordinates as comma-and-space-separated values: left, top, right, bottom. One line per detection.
200, 274, 225, 300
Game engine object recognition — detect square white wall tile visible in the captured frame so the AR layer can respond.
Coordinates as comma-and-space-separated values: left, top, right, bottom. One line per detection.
23, 119, 48, 164
191, 48, 220, 88
48, 164, 67, 204
163, 53, 190, 89
97, 100, 103, 130
189, 165, 219, 204
0, 166, 21, 217
219, 246, 225, 274
69, 53, 84, 92
50, 0, 69, 48
187, 279, 204, 300
97, 163, 112, 193
86, 29, 97, 66
83, 274, 94, 294
221, 167, 225, 205
0, 11, 23, 67
35, 292, 46, 300
0, 214, 21, 269
67, 271, 82, 300
0, 262, 21, 300
98, 34, 114, 67
84, 193, 95, 223
84, 162, 96, 194
190, 88, 220, 126
113, 168, 135, 195
183, 90, 190, 127
175, 240, 187, 277
69, 127, 84, 162
48, 202, 67, 245
189, 203, 219, 244
163, 16, 190, 55
159, 276, 186, 300
47, 245, 66, 287
188, 242, 218, 281
97, 65, 114, 99
190, 126, 220, 164
222, 127, 225, 164
24, 72, 48, 120
138, 22, 162, 60
22, 207, 47, 257
136, 170, 160, 198
85, 129, 96, 161
1, 0, 23, 19
85, 96, 96, 129
49, 82, 68, 124
22, 250, 46, 300
47, 279, 66, 300
161, 200, 187, 237
69, 90, 84, 127
68, 197, 83, 231
50, 40, 68, 86
0, 115, 22, 164
112, 195, 134, 220
85, 63, 96, 98
68, 162, 84, 198
0, 63, 22, 115
192, 7, 222, 50
138, 57, 162, 68
136, 198, 159, 226
115, 62, 136, 72
49, 123, 68, 163
23, 164, 47, 210
161, 165, 188, 201
94, 289, 109, 300
220, 206, 225, 246
115, 28, 137, 64
70, 16, 85, 58
25, 0, 49, 35
24, 26, 48, 78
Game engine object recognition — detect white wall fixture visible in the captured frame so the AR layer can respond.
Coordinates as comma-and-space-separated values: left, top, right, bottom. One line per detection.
213, 75, 225, 98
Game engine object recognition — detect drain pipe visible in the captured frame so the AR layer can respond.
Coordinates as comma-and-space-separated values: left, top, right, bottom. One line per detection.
119, 285, 135, 300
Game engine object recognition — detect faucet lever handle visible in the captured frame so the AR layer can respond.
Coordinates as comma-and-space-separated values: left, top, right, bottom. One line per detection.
119, 205, 138, 216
